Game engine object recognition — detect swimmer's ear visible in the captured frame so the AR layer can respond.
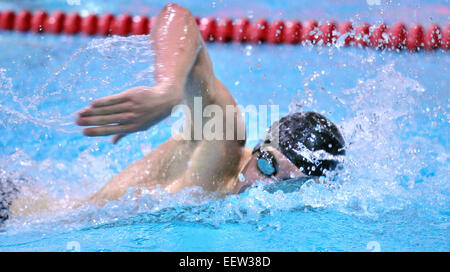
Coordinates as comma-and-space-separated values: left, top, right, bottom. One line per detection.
112, 134, 126, 144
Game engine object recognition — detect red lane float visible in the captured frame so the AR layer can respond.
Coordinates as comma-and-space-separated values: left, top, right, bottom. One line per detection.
232, 18, 250, 42
216, 18, 233, 42
303, 20, 319, 44
112, 14, 131, 36
266, 20, 283, 44
406, 23, 424, 51
369, 23, 387, 49
355, 23, 370, 47
46, 11, 65, 34
31, 10, 47, 33
319, 21, 337, 45
387, 23, 407, 50
81, 14, 97, 35
338, 21, 354, 46
132, 15, 150, 35
64, 13, 81, 34
424, 24, 441, 50
198, 17, 216, 42
284, 20, 302, 44
15, 10, 31, 32
97, 13, 114, 35
0, 10, 15, 30
442, 24, 450, 50
0, 10, 448, 51
249, 18, 268, 43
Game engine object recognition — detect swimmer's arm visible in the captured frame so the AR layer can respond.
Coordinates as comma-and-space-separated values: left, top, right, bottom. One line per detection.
76, 3, 208, 143
83, 4, 245, 204
151, 3, 206, 89
87, 137, 185, 206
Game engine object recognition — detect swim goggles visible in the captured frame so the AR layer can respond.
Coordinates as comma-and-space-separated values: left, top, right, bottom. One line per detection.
252, 141, 344, 178
252, 142, 279, 177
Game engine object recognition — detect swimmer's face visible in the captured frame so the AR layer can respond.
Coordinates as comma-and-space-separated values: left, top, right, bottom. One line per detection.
238, 145, 309, 192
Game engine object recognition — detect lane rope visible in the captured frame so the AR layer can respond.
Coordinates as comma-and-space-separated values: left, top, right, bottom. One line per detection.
0, 10, 448, 51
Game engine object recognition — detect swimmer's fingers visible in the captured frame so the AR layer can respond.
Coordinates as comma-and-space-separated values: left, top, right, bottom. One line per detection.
78, 102, 132, 117
76, 113, 135, 126
112, 134, 126, 144
90, 93, 129, 108
82, 124, 137, 137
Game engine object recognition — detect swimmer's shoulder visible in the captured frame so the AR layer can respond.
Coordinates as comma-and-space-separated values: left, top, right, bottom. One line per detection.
219, 146, 253, 193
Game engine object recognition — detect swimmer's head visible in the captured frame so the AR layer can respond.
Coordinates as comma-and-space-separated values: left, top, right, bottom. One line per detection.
239, 112, 345, 191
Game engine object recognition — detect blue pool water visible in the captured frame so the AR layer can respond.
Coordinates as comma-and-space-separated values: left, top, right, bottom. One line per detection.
0, 0, 449, 251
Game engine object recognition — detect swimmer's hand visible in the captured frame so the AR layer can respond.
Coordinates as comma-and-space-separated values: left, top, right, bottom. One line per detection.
76, 83, 182, 144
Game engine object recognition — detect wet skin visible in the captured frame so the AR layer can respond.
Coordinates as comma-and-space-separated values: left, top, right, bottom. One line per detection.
76, 4, 313, 206
9, 4, 309, 217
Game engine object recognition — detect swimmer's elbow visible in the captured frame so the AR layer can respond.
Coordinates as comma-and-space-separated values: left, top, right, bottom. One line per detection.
159, 3, 199, 41
161, 3, 193, 20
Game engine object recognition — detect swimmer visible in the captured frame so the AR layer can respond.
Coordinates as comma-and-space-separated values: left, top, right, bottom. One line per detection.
75, 4, 346, 205
0, 175, 19, 223
2, 4, 345, 221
